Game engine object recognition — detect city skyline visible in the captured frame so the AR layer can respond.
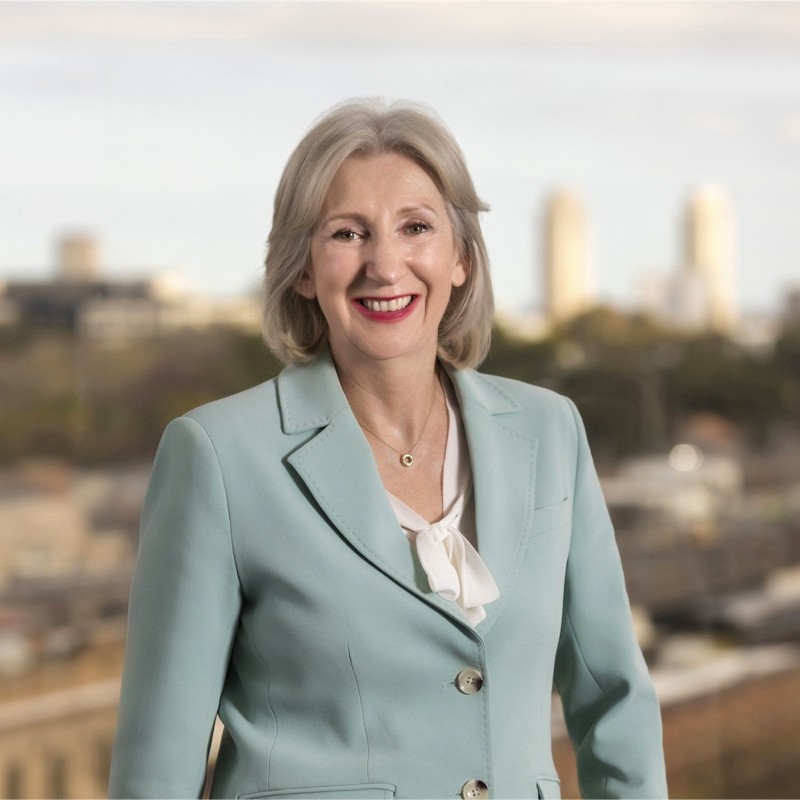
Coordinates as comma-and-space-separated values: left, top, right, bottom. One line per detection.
2, 2, 800, 314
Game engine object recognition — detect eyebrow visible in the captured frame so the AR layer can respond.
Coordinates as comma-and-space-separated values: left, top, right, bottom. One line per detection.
318, 212, 369, 228
399, 203, 439, 217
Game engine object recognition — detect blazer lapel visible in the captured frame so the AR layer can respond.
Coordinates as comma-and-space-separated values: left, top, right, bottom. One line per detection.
279, 353, 474, 628
449, 369, 539, 636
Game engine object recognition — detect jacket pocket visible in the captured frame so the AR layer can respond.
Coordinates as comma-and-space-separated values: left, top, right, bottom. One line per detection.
536, 776, 561, 799
531, 496, 570, 537
238, 783, 397, 799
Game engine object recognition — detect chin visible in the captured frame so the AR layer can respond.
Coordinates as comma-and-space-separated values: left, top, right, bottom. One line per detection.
335, 336, 436, 366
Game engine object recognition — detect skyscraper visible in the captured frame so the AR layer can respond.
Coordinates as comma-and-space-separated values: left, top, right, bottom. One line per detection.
543, 189, 592, 325
684, 185, 737, 334
57, 233, 101, 282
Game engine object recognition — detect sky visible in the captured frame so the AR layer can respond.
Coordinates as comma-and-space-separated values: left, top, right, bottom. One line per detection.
1, 1, 800, 315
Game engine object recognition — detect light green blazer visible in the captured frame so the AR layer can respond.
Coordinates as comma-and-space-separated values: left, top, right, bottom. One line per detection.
109, 352, 667, 799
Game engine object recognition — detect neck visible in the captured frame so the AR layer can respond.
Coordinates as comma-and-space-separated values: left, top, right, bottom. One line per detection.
332, 350, 443, 445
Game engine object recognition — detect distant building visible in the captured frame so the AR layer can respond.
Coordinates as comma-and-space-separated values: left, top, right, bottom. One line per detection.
543, 189, 593, 325
638, 270, 711, 332
1, 233, 260, 338
3, 278, 152, 330
0, 461, 139, 589
784, 286, 800, 326
0, 679, 119, 799
2, 233, 151, 329
78, 292, 261, 341
683, 185, 738, 334
57, 233, 101, 283
638, 185, 739, 335
77, 266, 261, 341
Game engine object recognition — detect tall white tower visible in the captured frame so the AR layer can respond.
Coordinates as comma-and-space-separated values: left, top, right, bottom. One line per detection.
57, 233, 101, 282
684, 185, 737, 334
543, 189, 592, 325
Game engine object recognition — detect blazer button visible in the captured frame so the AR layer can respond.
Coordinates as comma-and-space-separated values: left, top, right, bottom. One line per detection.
461, 779, 489, 799
455, 667, 484, 694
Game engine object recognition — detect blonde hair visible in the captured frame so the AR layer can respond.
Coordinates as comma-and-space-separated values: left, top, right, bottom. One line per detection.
262, 98, 493, 368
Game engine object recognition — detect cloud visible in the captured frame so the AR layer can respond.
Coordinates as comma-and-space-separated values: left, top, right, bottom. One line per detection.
2, 1, 800, 48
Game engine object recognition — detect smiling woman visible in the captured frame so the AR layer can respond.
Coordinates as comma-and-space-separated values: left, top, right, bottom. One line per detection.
260, 100, 493, 374
298, 152, 467, 373
109, 98, 667, 799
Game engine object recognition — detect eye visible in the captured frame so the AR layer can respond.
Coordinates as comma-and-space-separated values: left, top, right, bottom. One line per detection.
406, 221, 430, 235
332, 228, 362, 241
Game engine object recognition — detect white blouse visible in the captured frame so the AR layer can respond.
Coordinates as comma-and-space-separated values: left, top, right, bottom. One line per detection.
387, 378, 500, 626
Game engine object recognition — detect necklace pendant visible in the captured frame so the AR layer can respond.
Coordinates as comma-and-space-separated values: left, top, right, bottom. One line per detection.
400, 453, 414, 468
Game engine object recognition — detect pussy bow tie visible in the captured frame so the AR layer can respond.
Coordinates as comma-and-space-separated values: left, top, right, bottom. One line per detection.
414, 520, 500, 625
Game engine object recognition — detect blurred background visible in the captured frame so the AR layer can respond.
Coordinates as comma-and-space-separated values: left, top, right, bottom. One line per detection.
1, 1, 800, 797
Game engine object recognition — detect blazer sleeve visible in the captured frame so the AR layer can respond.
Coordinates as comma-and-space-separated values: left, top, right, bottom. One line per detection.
554, 399, 668, 799
109, 416, 242, 798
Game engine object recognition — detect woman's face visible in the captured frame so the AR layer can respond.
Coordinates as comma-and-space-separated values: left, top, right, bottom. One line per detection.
299, 152, 467, 372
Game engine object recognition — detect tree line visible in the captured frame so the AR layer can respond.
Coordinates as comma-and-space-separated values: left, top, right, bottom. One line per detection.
1, 307, 798, 466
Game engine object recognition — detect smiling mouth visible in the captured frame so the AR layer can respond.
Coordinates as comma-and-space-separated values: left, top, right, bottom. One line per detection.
358, 295, 415, 312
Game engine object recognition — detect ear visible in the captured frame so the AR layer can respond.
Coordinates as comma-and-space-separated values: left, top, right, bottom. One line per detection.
451, 253, 468, 289
294, 269, 316, 299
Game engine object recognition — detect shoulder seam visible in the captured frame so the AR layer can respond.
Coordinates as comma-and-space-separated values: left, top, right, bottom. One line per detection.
177, 415, 243, 588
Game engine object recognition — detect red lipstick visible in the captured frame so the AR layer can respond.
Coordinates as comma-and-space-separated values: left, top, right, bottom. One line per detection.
352, 294, 418, 323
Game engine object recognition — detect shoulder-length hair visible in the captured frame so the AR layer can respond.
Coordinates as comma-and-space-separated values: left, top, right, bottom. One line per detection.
262, 98, 493, 368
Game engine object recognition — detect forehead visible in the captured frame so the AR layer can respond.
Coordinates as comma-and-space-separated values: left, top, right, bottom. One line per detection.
322, 152, 446, 210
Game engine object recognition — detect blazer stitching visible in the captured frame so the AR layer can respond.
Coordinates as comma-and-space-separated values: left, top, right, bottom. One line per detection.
265, 652, 278, 789
462, 371, 520, 412
197, 408, 283, 788
562, 611, 608, 700
297, 457, 401, 581
294, 422, 406, 575
245, 618, 279, 790
178, 416, 244, 788
565, 397, 610, 798
479, 418, 536, 624
286, 414, 334, 431
297, 410, 534, 634
294, 427, 477, 634
492, 417, 538, 447
190, 408, 280, 787
563, 612, 610, 798
477, 644, 494, 792
346, 643, 371, 782
182, 415, 243, 585
564, 397, 608, 700
279, 367, 348, 432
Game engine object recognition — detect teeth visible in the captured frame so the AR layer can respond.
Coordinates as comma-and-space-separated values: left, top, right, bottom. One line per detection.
362, 296, 413, 312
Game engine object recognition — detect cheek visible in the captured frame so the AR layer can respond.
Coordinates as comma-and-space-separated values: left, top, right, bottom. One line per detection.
307, 256, 359, 310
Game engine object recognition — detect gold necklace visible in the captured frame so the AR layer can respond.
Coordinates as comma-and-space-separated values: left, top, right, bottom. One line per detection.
356, 379, 440, 468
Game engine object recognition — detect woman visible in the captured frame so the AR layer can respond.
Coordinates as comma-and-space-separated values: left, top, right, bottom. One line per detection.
109, 99, 667, 799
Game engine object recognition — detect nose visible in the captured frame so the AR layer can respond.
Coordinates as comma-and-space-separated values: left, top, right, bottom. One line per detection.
363, 233, 404, 285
